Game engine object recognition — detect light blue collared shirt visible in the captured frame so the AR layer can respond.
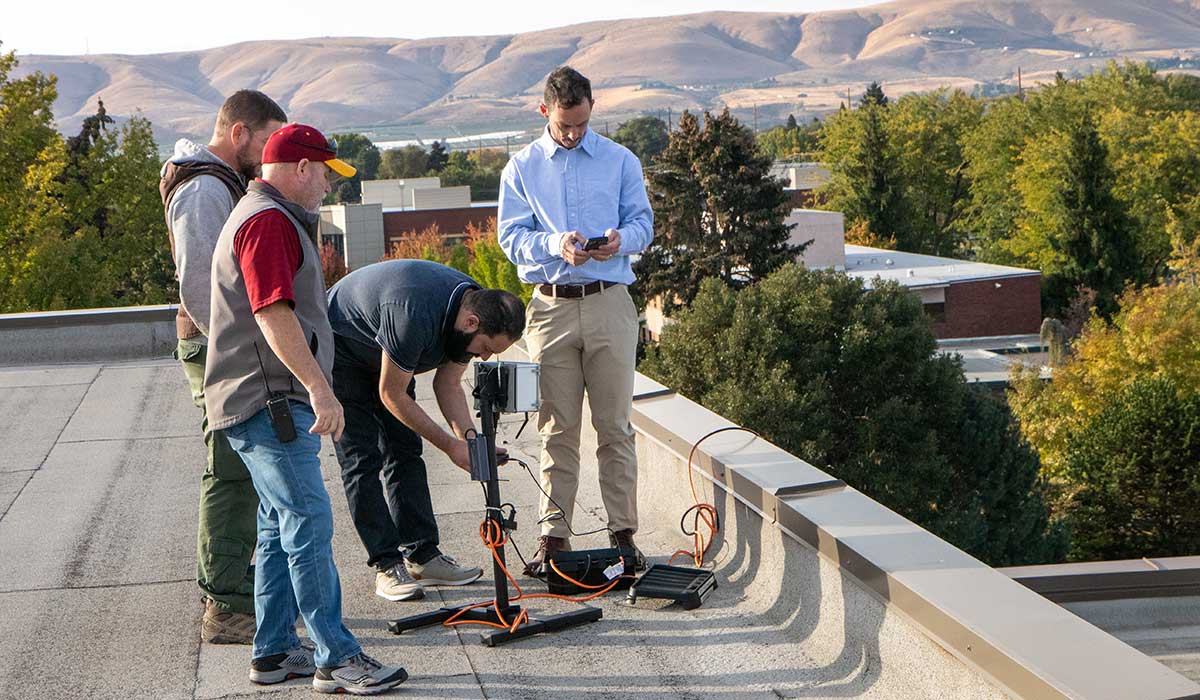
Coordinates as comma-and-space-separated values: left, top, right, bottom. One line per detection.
497, 127, 654, 285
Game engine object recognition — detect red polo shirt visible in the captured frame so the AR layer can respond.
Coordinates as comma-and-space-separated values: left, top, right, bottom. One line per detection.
234, 209, 302, 313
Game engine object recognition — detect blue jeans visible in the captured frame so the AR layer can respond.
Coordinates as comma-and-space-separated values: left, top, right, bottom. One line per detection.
223, 402, 361, 668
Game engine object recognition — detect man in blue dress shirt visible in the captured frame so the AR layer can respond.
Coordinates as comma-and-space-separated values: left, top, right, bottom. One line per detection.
497, 66, 654, 575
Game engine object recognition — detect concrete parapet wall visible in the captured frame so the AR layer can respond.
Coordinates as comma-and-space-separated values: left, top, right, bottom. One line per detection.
629, 370, 1200, 700
0, 306, 177, 366
637, 434, 1011, 699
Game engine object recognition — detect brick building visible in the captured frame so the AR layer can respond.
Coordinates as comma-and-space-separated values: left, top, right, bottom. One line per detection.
842, 245, 1043, 339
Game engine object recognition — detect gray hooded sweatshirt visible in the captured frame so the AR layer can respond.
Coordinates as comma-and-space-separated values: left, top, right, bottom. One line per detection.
161, 139, 243, 342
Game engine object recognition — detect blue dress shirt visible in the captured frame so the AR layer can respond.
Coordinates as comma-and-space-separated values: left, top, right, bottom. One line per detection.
498, 127, 654, 285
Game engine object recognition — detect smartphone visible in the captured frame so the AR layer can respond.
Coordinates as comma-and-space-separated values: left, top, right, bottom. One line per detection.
583, 235, 609, 251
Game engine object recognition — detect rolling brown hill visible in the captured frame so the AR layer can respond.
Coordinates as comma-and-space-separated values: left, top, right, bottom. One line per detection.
13, 0, 1200, 143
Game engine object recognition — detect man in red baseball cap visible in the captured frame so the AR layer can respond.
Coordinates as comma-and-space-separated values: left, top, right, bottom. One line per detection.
204, 123, 409, 694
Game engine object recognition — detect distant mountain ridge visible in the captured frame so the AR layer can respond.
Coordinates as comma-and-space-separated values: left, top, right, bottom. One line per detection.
14, 0, 1200, 143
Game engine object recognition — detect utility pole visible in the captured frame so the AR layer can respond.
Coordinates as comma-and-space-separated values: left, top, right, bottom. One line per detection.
667, 107, 673, 132
1017, 67, 1025, 101
753, 103, 758, 133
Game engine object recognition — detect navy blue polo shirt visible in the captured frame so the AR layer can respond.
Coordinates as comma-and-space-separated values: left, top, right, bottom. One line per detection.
327, 259, 479, 374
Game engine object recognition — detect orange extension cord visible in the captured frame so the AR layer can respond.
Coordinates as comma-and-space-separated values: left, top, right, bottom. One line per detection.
442, 518, 632, 634
447, 425, 759, 634
668, 426, 760, 568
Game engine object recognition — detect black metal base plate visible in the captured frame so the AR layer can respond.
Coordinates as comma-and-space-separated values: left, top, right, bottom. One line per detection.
388, 602, 602, 646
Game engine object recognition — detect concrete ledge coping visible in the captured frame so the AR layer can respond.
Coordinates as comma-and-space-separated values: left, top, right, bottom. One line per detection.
1001, 556, 1200, 603
629, 371, 1200, 700
0, 304, 177, 329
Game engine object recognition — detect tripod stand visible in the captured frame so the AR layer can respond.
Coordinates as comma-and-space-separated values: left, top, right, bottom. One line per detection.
387, 363, 602, 646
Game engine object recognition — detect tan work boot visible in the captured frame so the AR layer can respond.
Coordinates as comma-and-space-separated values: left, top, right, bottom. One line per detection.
610, 529, 647, 571
523, 535, 570, 577
201, 596, 256, 644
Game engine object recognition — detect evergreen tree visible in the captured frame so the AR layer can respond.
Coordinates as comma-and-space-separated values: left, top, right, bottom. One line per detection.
1015, 114, 1138, 316
635, 109, 800, 314
426, 140, 449, 173
785, 113, 799, 130
863, 81, 888, 107
820, 93, 913, 249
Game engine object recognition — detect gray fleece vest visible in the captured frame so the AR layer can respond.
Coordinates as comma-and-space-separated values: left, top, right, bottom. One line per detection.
204, 187, 333, 431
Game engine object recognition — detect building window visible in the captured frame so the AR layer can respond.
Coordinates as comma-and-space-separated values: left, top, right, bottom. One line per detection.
924, 302, 946, 323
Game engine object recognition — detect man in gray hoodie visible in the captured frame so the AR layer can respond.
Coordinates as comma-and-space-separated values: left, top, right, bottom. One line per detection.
160, 90, 286, 644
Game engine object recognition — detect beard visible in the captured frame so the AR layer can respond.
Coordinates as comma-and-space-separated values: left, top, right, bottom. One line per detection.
445, 328, 479, 364
234, 143, 261, 181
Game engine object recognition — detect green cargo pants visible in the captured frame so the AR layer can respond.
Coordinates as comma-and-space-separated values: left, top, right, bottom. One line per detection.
177, 339, 258, 614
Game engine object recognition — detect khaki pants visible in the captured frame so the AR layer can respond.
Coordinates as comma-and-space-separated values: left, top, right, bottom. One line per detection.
524, 284, 639, 539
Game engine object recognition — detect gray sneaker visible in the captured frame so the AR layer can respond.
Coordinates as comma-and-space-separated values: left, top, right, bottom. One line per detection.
406, 553, 483, 586
313, 652, 408, 695
375, 562, 425, 602
249, 640, 316, 685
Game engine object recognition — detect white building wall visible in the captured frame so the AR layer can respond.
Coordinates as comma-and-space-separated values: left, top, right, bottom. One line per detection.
410, 186, 472, 211
786, 209, 846, 271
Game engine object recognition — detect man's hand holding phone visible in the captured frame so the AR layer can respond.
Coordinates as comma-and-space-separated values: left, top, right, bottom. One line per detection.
559, 231, 591, 266
588, 229, 621, 262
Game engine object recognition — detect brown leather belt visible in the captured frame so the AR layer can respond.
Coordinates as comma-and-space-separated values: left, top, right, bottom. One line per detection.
538, 281, 621, 299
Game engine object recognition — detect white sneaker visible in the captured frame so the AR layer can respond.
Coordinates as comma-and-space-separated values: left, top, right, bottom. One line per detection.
313, 652, 408, 695
406, 553, 483, 586
249, 640, 316, 685
375, 563, 425, 602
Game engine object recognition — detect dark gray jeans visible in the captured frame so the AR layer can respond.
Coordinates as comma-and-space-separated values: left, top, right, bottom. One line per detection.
331, 336, 440, 570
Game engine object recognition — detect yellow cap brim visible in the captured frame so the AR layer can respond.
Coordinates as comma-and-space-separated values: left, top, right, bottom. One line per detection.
326, 158, 357, 178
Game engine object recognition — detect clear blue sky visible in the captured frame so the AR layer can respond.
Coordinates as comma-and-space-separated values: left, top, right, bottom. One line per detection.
4, 0, 886, 56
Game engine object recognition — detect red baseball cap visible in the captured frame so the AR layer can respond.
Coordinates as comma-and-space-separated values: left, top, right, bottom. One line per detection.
262, 123, 357, 178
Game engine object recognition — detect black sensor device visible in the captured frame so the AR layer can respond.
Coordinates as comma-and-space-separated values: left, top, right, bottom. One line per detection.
545, 547, 636, 595
266, 393, 297, 443
583, 235, 608, 251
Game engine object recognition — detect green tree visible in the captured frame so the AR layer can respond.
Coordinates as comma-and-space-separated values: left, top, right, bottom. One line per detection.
0, 47, 59, 309
468, 236, 531, 304
820, 85, 913, 250
641, 265, 1064, 566
1060, 376, 1200, 561
378, 145, 429, 180
1010, 113, 1138, 317
887, 90, 982, 255
439, 149, 508, 201
863, 81, 888, 107
1010, 283, 1200, 481
756, 115, 822, 160
426, 140, 448, 173
612, 115, 669, 162
962, 75, 1086, 266
636, 109, 799, 314
329, 132, 380, 203
15, 112, 175, 310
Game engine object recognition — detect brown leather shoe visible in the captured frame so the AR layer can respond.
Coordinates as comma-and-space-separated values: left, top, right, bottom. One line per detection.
201, 597, 256, 644
523, 535, 569, 577
610, 529, 646, 571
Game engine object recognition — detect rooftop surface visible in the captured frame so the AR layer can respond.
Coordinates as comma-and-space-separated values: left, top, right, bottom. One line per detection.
3, 310, 1199, 700
0, 357, 879, 700
844, 245, 1041, 288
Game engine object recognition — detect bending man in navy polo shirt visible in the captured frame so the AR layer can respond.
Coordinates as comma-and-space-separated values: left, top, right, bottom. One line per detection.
327, 259, 526, 602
